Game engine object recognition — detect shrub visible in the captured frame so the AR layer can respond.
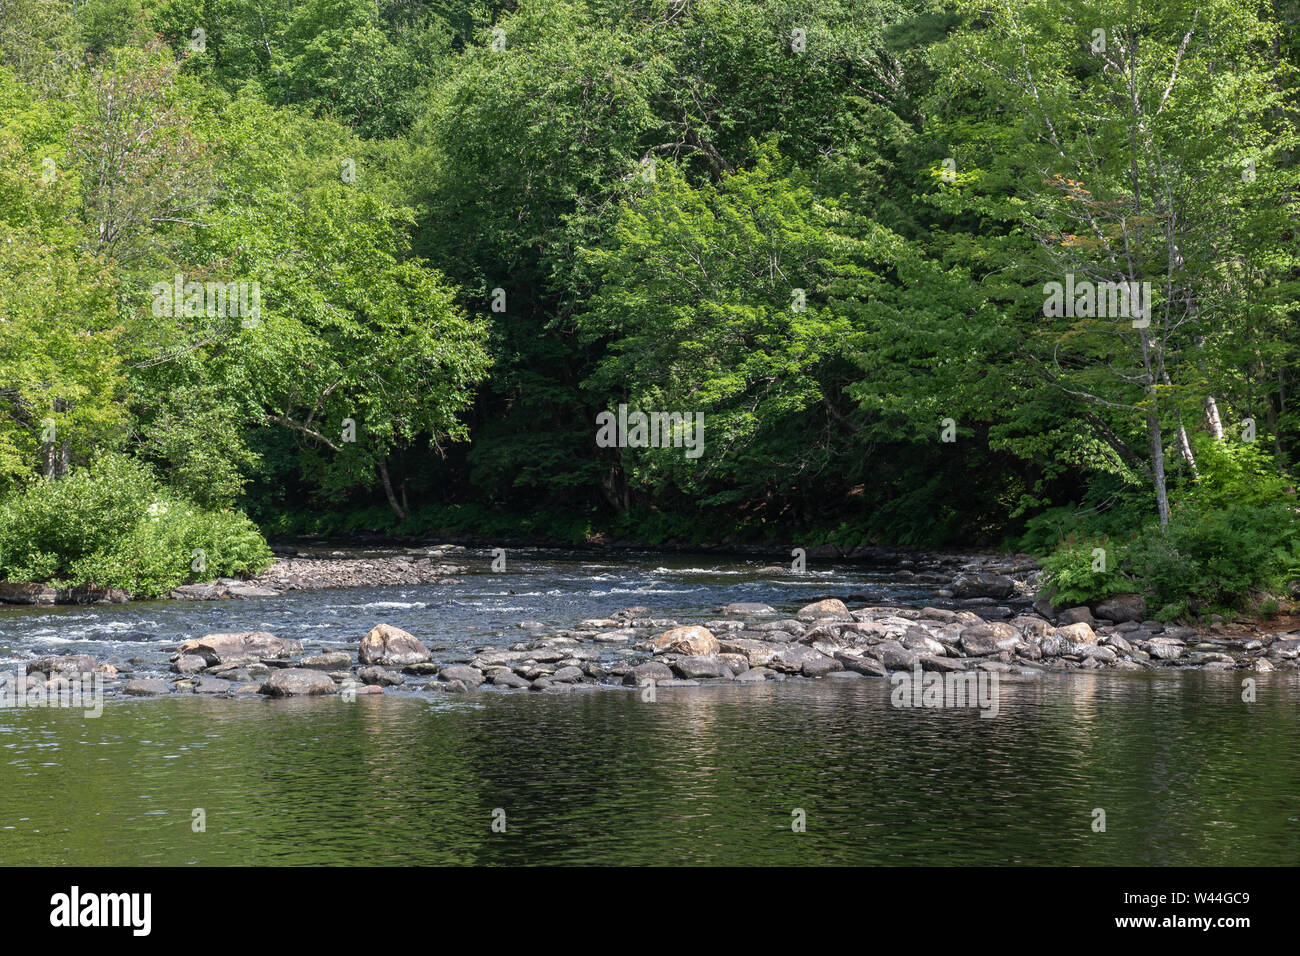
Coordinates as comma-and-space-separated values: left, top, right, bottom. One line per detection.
0, 454, 272, 597
1038, 536, 1132, 606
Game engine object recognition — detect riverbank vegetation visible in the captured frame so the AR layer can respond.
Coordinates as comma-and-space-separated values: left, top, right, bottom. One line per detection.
1, 0, 1298, 618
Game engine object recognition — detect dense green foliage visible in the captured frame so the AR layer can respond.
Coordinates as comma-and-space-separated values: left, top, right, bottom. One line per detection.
0, 454, 271, 596
1, 0, 1298, 615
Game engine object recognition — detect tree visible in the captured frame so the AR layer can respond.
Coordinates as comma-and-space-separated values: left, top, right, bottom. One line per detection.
936, 0, 1297, 527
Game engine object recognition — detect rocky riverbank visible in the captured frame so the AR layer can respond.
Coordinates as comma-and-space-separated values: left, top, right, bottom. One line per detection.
0, 546, 470, 604
8, 583, 1296, 707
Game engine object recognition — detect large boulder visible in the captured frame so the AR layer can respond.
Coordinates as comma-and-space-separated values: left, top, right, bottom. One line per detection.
959, 622, 1021, 656
1053, 622, 1098, 646
358, 623, 431, 666
27, 654, 99, 677
1058, 606, 1095, 626
622, 661, 675, 685
796, 599, 853, 621
176, 632, 302, 665
262, 668, 337, 697
651, 625, 719, 656
1092, 594, 1148, 623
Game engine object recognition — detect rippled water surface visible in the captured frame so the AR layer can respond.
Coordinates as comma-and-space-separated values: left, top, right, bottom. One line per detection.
1, 552, 1297, 865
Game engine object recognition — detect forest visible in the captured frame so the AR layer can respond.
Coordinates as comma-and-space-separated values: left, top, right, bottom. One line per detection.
0, 0, 1298, 620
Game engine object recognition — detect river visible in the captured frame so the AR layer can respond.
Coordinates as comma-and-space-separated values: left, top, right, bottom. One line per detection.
2, 550, 1297, 865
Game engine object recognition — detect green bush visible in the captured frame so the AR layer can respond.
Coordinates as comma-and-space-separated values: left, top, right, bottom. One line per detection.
0, 454, 273, 597
1038, 536, 1133, 606
1128, 500, 1300, 618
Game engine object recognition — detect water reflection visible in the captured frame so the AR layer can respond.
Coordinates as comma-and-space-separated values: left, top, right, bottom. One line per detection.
1, 672, 1297, 865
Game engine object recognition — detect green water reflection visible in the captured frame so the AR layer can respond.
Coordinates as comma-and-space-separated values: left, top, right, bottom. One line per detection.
1, 672, 1297, 865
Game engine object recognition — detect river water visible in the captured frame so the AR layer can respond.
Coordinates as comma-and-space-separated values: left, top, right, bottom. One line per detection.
1, 551, 1297, 865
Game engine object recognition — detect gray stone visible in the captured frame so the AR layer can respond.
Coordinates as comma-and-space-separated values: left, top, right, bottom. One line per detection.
190, 677, 231, 694
262, 668, 337, 697
1092, 593, 1147, 623
300, 652, 352, 671
1059, 606, 1095, 626
357, 666, 405, 687
801, 654, 843, 678
672, 655, 728, 679
27, 654, 99, 677
176, 632, 302, 665
437, 665, 484, 688
172, 654, 208, 675
622, 661, 674, 684
123, 678, 171, 697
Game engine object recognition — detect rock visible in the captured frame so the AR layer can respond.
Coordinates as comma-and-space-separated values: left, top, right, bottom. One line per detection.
1145, 639, 1185, 661
1053, 622, 1098, 646
27, 654, 99, 677
169, 583, 225, 600
1010, 615, 1051, 638
1059, 606, 1095, 626
490, 670, 531, 688
769, 644, 825, 674
715, 638, 786, 667
0, 582, 58, 604
123, 678, 171, 697
918, 607, 958, 623
671, 655, 728, 679
550, 665, 584, 683
1101, 634, 1134, 654
222, 582, 280, 598
622, 661, 674, 684
869, 641, 920, 670
300, 652, 353, 671
734, 667, 776, 682
801, 654, 843, 678
176, 632, 302, 665
900, 628, 946, 657
722, 602, 777, 615
949, 572, 1015, 600
833, 652, 888, 677
190, 677, 231, 694
358, 623, 432, 666
959, 623, 1021, 656
437, 665, 484, 688
262, 668, 337, 697
172, 654, 208, 675
1037, 634, 1070, 657
357, 666, 405, 687
718, 653, 750, 674
796, 599, 853, 621
920, 654, 969, 673
1092, 593, 1147, 623
651, 625, 719, 656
